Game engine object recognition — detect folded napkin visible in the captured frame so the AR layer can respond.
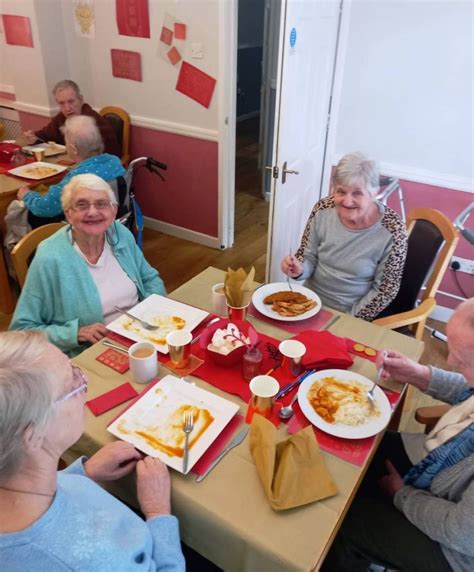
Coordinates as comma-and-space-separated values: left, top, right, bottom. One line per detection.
292, 330, 353, 370
86, 382, 138, 416
249, 414, 337, 510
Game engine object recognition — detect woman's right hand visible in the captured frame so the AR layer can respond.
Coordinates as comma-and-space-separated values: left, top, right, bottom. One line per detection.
78, 323, 108, 344
281, 255, 303, 278
136, 456, 171, 519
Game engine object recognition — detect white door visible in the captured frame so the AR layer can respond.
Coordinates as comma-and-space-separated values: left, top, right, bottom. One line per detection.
266, 0, 342, 282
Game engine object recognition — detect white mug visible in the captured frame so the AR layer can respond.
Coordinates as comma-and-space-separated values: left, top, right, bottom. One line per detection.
128, 342, 158, 384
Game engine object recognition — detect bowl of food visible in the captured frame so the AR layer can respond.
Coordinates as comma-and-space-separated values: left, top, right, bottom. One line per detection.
200, 319, 258, 367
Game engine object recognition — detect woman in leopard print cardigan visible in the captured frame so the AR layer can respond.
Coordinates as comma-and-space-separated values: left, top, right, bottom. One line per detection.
281, 152, 407, 321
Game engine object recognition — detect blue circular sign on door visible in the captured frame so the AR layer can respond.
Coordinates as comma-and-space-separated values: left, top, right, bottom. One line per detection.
290, 27, 297, 48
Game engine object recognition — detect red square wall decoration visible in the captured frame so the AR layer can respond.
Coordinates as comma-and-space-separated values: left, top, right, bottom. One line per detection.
174, 23, 186, 40
160, 26, 173, 46
111, 49, 142, 82
176, 61, 216, 109
116, 0, 150, 38
2, 15, 33, 47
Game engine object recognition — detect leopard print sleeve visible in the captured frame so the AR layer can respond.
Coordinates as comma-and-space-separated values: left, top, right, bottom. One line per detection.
355, 207, 408, 321
295, 196, 335, 262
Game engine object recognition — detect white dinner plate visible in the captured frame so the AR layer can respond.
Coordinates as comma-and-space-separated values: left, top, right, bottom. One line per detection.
108, 375, 240, 474
22, 143, 67, 157
252, 282, 322, 322
297, 369, 392, 439
8, 161, 67, 180
107, 294, 209, 354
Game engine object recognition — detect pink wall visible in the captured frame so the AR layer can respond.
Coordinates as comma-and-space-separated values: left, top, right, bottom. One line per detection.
18, 112, 219, 237
129, 126, 218, 237
385, 178, 473, 309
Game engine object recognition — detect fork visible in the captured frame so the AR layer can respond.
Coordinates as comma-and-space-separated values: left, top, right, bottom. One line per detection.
287, 248, 294, 292
182, 410, 194, 473
113, 306, 159, 331
367, 351, 387, 409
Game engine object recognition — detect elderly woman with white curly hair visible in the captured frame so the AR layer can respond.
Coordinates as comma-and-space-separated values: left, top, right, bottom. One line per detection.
281, 152, 408, 321
10, 173, 166, 356
0, 331, 185, 570
17, 114, 125, 228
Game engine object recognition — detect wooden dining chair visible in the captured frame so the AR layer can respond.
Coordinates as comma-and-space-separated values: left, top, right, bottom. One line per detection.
11, 222, 65, 288
415, 403, 451, 434
373, 208, 459, 340
99, 106, 131, 167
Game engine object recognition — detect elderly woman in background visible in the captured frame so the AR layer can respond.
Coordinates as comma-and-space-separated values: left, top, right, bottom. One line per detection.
0, 331, 185, 570
17, 114, 125, 228
281, 152, 408, 321
10, 173, 166, 356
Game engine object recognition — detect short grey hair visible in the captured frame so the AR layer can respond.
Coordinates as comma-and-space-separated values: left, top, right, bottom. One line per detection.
0, 332, 55, 482
332, 152, 380, 195
53, 79, 82, 98
64, 115, 104, 158
61, 173, 118, 211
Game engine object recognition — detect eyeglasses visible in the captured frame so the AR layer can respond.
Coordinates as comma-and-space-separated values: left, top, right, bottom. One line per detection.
54, 365, 88, 405
70, 200, 113, 212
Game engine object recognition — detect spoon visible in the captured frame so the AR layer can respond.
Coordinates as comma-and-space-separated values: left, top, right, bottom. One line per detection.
191, 316, 221, 344
279, 392, 299, 420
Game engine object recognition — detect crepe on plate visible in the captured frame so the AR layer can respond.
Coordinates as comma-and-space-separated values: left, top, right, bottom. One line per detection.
117, 404, 215, 458
23, 166, 59, 178
307, 376, 380, 425
264, 290, 317, 317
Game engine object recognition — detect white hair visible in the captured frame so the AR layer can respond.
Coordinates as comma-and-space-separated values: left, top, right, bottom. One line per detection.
61, 174, 118, 211
0, 332, 55, 482
53, 79, 82, 98
332, 152, 380, 195
64, 115, 104, 158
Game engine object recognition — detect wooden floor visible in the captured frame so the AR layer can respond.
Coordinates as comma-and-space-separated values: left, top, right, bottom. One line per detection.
0, 117, 453, 430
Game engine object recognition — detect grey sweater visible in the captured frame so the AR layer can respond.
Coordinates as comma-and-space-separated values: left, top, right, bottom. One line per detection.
396, 368, 474, 572
295, 196, 407, 321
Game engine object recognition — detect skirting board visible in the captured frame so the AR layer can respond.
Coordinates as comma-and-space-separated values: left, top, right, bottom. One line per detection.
143, 216, 223, 250
430, 305, 455, 323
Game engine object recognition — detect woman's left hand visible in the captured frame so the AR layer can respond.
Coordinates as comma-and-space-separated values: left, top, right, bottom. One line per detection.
378, 460, 404, 498
84, 441, 143, 481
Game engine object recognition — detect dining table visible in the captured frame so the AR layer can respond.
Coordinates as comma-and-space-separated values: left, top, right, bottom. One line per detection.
0, 147, 70, 313
67, 266, 424, 572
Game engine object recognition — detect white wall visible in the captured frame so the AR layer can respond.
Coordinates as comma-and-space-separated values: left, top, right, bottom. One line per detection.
60, 0, 220, 132
334, 0, 473, 186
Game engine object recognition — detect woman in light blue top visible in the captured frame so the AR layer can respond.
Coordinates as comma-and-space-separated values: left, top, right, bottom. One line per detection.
10, 173, 166, 356
17, 114, 125, 227
0, 331, 185, 571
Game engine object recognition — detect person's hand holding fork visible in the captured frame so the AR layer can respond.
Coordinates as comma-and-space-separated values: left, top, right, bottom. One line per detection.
281, 254, 303, 278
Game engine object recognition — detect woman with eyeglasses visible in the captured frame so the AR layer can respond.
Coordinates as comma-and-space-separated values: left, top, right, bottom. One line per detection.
0, 331, 185, 570
10, 173, 166, 356
17, 114, 125, 229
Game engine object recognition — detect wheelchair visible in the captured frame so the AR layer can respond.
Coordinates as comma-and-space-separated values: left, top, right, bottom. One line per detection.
109, 156, 167, 249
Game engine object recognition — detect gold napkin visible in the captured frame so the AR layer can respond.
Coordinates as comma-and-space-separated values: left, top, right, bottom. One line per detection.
224, 266, 255, 308
249, 414, 338, 510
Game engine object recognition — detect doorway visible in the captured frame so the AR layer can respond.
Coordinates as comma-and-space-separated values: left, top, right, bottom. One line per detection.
233, 0, 281, 280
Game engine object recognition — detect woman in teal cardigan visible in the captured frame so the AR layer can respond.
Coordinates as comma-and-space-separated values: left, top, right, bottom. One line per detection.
10, 174, 166, 356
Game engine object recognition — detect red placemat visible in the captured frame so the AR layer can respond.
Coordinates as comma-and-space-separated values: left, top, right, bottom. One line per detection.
192, 414, 244, 476
248, 303, 333, 334
192, 331, 299, 403
346, 338, 378, 363
286, 388, 402, 466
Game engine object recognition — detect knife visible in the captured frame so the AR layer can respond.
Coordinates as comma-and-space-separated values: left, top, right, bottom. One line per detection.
196, 425, 249, 482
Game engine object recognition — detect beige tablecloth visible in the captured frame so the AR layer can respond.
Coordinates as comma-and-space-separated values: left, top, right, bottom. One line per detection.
69, 266, 424, 571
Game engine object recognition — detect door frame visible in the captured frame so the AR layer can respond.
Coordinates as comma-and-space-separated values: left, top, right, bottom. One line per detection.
219, 0, 352, 252
218, 0, 238, 249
